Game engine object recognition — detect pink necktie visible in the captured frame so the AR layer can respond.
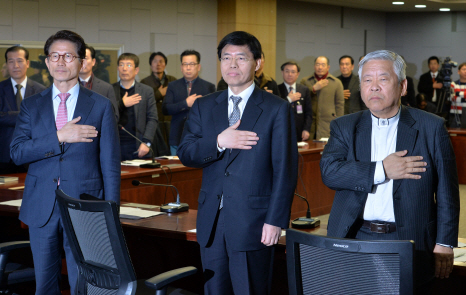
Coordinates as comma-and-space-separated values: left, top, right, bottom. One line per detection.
56, 93, 70, 130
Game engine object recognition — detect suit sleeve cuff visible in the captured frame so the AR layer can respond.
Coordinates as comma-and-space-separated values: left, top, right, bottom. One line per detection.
436, 243, 454, 249
286, 96, 293, 103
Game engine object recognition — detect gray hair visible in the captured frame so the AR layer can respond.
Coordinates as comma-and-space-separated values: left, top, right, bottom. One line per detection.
358, 50, 406, 83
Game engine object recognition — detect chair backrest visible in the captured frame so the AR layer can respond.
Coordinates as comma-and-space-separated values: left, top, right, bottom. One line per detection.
56, 189, 137, 295
286, 229, 414, 295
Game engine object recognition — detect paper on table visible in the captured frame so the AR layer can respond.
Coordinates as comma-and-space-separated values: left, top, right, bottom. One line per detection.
454, 248, 466, 262
119, 206, 166, 219
0, 199, 22, 207
121, 159, 154, 166
122, 203, 159, 209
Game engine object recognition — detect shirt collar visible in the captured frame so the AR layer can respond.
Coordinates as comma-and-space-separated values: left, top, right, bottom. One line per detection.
184, 77, 198, 84
11, 77, 27, 89
284, 82, 297, 91
80, 73, 92, 83
120, 80, 135, 89
228, 81, 255, 102
52, 82, 80, 101
431, 71, 438, 77
371, 106, 401, 127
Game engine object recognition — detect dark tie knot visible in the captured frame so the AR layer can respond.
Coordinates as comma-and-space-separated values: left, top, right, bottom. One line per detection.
16, 84, 23, 90
230, 95, 242, 105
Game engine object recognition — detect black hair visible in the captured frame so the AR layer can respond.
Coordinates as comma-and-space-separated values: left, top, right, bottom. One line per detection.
86, 45, 96, 59
118, 53, 139, 67
180, 50, 200, 63
280, 61, 301, 72
427, 56, 439, 65
217, 31, 262, 61
149, 51, 167, 65
314, 56, 330, 65
339, 55, 354, 65
44, 30, 86, 59
5, 46, 29, 62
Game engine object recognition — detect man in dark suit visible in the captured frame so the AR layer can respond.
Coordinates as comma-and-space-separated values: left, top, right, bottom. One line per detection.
163, 50, 215, 155
278, 61, 312, 141
178, 31, 298, 295
113, 53, 158, 160
140, 51, 176, 156
0, 46, 46, 174
320, 50, 459, 291
337, 55, 365, 114
255, 51, 280, 96
418, 56, 444, 107
10, 30, 120, 295
79, 45, 118, 120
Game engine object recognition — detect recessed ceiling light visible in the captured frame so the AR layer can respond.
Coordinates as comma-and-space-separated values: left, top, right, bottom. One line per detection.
415, 5, 426, 8
439, 8, 450, 11
392, 2, 404, 5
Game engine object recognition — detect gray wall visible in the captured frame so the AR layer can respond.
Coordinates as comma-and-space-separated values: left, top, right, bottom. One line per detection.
0, 0, 218, 85
276, 1, 386, 84
386, 11, 466, 87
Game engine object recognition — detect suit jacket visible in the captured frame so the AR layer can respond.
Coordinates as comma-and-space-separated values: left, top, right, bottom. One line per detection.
177, 87, 298, 251
418, 71, 444, 105
89, 76, 119, 121
278, 83, 312, 141
256, 73, 281, 96
163, 77, 215, 146
0, 78, 46, 163
300, 74, 344, 139
10, 86, 121, 228
113, 82, 158, 149
336, 74, 365, 114
140, 73, 177, 122
320, 106, 460, 283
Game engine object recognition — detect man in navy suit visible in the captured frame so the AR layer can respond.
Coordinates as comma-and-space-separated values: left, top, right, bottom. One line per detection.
163, 50, 215, 155
278, 61, 312, 141
79, 45, 118, 120
178, 31, 298, 295
10, 30, 120, 295
0, 46, 46, 174
320, 50, 459, 291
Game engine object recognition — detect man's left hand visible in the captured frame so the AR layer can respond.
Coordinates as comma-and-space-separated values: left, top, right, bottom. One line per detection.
343, 89, 351, 99
264, 87, 273, 94
138, 143, 150, 158
434, 244, 454, 279
302, 130, 310, 141
261, 223, 281, 246
159, 86, 167, 96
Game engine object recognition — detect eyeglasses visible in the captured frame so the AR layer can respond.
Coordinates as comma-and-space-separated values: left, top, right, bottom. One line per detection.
182, 63, 199, 68
47, 52, 79, 63
220, 56, 250, 65
118, 63, 134, 68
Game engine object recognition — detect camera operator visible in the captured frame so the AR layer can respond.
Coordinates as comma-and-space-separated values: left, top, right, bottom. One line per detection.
449, 62, 466, 128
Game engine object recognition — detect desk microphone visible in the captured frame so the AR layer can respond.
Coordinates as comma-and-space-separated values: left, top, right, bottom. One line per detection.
291, 193, 320, 229
118, 125, 160, 168
131, 180, 189, 213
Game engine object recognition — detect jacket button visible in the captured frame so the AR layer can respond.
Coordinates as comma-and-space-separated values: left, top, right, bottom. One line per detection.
225, 172, 230, 176
53, 179, 57, 183
60, 158, 64, 162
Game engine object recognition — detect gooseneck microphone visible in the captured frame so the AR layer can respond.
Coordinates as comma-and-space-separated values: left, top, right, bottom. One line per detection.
132, 180, 189, 213
291, 193, 320, 229
119, 125, 161, 168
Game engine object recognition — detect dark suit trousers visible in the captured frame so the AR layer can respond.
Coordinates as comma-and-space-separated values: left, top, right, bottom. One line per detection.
28, 199, 78, 295
200, 209, 275, 295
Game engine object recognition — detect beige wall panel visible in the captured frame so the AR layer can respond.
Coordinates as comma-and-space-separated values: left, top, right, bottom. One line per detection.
0, 0, 13, 26
99, 0, 131, 31
76, 5, 100, 43
13, 1, 39, 41
39, 0, 76, 28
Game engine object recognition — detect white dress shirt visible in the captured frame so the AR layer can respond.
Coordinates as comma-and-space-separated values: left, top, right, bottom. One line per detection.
431, 71, 438, 102
363, 108, 401, 222
52, 83, 80, 122
283, 82, 297, 103
11, 77, 27, 99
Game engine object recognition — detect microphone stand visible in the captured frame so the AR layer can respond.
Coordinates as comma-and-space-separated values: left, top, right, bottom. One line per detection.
132, 180, 189, 213
119, 125, 160, 168
291, 193, 320, 229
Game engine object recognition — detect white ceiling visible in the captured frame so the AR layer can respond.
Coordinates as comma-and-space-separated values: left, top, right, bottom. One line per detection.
295, 0, 466, 12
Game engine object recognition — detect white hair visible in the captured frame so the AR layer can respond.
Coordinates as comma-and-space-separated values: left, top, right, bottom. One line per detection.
358, 50, 406, 83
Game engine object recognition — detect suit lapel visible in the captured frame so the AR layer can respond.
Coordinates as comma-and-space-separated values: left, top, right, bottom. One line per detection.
25, 79, 35, 98
133, 83, 141, 123
393, 106, 418, 194
227, 87, 263, 166
349, 75, 358, 91
355, 110, 372, 162
213, 90, 229, 137
63, 87, 95, 153
3, 82, 16, 111
36, 88, 56, 135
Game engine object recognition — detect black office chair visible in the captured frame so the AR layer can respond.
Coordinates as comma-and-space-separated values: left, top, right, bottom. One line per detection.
286, 229, 415, 295
55, 189, 197, 295
0, 241, 35, 294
